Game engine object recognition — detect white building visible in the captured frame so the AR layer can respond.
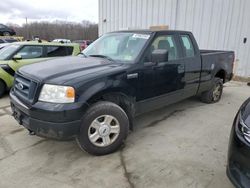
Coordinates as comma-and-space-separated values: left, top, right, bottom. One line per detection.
98, 0, 250, 77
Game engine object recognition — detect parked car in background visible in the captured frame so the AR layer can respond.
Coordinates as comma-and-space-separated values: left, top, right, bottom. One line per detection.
0, 38, 18, 43
0, 41, 80, 96
10, 30, 234, 155
73, 40, 92, 50
52, 39, 71, 43
227, 98, 250, 188
0, 24, 16, 36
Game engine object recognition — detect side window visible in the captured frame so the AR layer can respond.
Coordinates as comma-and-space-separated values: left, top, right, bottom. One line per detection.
147, 35, 179, 61
181, 35, 195, 57
15, 45, 43, 59
0, 24, 5, 29
46, 46, 73, 57
0, 39, 4, 43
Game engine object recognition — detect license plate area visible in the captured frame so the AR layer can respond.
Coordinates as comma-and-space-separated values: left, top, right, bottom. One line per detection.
11, 105, 23, 125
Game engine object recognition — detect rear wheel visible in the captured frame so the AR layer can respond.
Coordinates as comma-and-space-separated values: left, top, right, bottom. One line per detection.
0, 80, 6, 98
200, 77, 223, 103
76, 101, 129, 155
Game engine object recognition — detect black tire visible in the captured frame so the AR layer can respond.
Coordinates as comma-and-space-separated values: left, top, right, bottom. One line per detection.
76, 101, 129, 156
200, 77, 223, 104
0, 80, 6, 98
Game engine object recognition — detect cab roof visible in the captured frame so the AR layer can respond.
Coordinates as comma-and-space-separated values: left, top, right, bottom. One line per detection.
110, 29, 192, 35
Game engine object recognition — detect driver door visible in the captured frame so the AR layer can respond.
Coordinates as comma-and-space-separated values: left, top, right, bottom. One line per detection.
136, 33, 185, 113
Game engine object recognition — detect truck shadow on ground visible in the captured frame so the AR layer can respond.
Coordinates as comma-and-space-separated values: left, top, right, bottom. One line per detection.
2, 96, 207, 158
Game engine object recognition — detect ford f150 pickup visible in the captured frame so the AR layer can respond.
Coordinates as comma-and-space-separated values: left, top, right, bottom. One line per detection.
10, 30, 234, 155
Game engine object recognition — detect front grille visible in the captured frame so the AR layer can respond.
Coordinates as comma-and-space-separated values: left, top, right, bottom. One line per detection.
13, 73, 38, 103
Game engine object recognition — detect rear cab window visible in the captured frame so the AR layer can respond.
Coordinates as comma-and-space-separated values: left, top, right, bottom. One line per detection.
46, 46, 73, 57
180, 35, 195, 58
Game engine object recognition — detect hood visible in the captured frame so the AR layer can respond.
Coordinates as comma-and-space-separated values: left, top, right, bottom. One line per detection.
18, 56, 127, 84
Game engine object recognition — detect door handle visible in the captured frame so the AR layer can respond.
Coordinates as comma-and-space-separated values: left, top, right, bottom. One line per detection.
127, 73, 138, 79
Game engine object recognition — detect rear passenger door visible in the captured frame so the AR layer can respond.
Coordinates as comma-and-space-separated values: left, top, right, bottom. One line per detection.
180, 34, 201, 97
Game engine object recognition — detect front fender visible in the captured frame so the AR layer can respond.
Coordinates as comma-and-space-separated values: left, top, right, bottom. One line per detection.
77, 77, 136, 103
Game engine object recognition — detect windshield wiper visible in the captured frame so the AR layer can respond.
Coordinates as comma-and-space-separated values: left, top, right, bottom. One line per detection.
88, 54, 115, 62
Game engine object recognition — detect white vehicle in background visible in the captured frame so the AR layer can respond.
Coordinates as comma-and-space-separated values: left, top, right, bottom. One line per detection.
52, 39, 71, 43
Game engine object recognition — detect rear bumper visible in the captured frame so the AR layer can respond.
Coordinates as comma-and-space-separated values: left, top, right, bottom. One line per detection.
10, 91, 89, 140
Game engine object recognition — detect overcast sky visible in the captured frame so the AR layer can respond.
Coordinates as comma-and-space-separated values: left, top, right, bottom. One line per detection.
0, 0, 98, 25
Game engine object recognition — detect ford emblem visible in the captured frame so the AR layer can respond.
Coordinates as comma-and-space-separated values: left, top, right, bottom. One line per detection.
17, 83, 24, 90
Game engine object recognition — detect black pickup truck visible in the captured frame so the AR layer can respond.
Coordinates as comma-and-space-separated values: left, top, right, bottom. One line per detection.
10, 30, 234, 155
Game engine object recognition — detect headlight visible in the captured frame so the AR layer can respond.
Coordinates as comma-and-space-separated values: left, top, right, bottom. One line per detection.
239, 112, 250, 142
39, 84, 75, 103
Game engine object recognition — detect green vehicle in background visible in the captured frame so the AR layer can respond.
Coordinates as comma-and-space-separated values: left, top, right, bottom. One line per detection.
0, 41, 80, 97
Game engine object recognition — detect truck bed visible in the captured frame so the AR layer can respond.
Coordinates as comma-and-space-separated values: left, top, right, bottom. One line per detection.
198, 49, 234, 94
200, 49, 234, 81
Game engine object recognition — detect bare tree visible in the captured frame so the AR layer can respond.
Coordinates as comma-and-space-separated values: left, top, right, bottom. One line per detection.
9, 20, 98, 41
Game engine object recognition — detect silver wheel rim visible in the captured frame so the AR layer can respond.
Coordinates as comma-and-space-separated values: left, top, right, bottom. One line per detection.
212, 84, 221, 101
88, 115, 120, 147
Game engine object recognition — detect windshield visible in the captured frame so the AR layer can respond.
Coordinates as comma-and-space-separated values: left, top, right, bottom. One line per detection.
82, 32, 151, 62
0, 44, 20, 60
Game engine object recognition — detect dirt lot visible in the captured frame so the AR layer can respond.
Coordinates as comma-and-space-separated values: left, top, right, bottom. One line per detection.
0, 81, 248, 188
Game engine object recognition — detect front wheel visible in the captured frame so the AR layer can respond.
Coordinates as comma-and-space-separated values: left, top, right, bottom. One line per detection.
200, 77, 223, 104
76, 101, 129, 155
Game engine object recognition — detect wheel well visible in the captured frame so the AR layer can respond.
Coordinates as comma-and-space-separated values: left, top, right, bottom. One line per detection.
0, 78, 7, 96
0, 78, 7, 89
215, 70, 226, 83
87, 92, 135, 130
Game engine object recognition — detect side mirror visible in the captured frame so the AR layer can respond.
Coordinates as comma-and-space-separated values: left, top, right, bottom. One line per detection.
151, 49, 168, 63
12, 54, 22, 61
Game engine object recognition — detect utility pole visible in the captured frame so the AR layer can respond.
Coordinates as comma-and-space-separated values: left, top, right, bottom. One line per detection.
25, 17, 28, 39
